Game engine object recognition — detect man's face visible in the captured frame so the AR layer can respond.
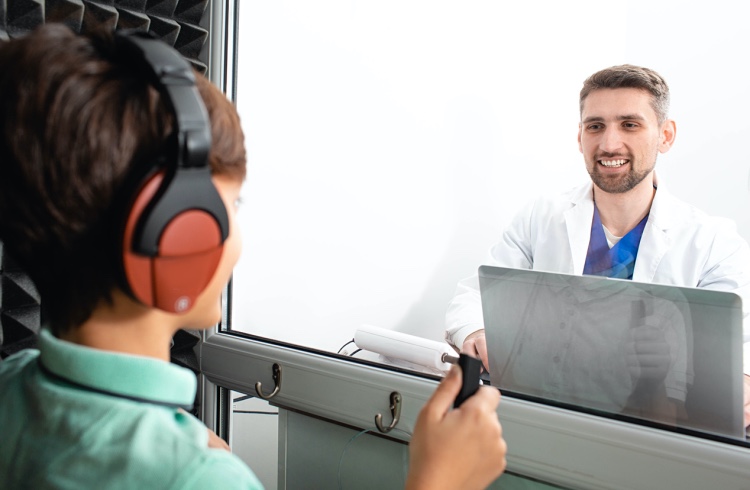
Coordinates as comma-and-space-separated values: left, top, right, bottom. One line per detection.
578, 88, 675, 194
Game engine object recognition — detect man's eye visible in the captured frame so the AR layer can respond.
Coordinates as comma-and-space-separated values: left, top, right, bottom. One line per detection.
587, 124, 602, 131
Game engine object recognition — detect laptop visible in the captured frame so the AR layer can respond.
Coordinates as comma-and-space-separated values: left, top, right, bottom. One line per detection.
478, 265, 746, 440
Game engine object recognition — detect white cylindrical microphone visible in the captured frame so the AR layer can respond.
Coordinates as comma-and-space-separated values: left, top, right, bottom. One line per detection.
354, 324, 457, 372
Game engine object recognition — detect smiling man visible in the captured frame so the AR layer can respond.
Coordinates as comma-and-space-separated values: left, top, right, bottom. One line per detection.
577, 81, 676, 280
445, 64, 750, 427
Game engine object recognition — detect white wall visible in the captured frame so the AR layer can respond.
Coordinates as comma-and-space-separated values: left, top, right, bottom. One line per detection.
231, 1, 750, 353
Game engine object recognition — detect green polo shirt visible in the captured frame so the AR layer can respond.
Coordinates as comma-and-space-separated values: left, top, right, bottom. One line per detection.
0, 329, 263, 489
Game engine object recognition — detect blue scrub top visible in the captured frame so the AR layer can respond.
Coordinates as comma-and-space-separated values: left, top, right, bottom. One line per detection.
583, 204, 648, 280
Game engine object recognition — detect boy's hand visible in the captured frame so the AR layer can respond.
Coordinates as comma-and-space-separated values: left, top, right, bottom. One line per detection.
406, 365, 507, 490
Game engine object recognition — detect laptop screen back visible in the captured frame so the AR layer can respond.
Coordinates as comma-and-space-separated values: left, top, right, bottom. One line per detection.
479, 265, 745, 440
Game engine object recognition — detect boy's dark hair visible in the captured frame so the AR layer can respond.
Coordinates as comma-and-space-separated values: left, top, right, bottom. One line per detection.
0, 24, 246, 336
580, 64, 671, 123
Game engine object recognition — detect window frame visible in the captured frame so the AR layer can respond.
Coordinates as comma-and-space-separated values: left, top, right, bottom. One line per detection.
202, 1, 750, 487
200, 327, 750, 489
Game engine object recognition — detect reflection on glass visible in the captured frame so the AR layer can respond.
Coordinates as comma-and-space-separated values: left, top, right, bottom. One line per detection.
480, 266, 745, 440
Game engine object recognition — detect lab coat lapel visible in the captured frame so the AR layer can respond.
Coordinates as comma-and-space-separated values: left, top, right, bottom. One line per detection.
565, 182, 596, 275
633, 185, 674, 282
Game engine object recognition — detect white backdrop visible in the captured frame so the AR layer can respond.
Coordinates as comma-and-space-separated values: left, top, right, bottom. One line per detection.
231, 1, 750, 354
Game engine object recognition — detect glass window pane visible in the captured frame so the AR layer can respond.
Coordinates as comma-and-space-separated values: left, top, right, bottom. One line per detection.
228, 1, 750, 445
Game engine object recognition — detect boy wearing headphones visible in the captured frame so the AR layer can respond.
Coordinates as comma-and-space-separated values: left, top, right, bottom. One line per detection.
0, 25, 506, 489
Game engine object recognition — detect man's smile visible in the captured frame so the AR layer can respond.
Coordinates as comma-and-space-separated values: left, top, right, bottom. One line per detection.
598, 158, 629, 168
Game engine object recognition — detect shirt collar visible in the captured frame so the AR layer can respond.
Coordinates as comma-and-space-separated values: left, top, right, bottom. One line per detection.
38, 329, 196, 409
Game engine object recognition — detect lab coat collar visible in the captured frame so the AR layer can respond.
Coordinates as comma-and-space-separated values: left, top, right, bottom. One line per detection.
634, 175, 675, 282
564, 181, 596, 275
643, 176, 689, 231
563, 173, 677, 280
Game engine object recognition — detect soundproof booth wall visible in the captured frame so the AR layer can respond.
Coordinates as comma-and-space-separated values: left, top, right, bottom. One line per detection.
0, 1, 213, 408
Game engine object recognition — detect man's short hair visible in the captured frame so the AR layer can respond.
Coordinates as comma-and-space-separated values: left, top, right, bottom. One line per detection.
580, 64, 670, 123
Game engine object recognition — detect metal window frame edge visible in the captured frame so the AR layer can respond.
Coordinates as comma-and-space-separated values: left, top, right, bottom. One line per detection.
198, 0, 237, 438
201, 329, 432, 441
201, 329, 750, 490
206, 0, 237, 99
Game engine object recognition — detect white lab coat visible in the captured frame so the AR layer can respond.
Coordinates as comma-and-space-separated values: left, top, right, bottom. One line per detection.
445, 180, 750, 373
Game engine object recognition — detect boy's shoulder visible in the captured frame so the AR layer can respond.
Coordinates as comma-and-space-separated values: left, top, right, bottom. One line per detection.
0, 347, 40, 382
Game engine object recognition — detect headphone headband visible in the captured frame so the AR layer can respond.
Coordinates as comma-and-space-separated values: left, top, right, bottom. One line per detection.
115, 32, 229, 256
116, 31, 230, 312
114, 32, 211, 169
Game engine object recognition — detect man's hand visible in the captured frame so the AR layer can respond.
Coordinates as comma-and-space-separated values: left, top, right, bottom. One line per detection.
406, 365, 507, 490
461, 330, 489, 373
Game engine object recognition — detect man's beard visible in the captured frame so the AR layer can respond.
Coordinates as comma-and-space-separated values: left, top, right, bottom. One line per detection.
587, 153, 656, 194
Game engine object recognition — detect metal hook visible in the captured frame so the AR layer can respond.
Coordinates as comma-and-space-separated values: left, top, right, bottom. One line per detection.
255, 363, 282, 400
374, 391, 402, 433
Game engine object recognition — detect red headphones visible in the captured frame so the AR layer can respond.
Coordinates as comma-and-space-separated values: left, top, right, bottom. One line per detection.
116, 32, 229, 314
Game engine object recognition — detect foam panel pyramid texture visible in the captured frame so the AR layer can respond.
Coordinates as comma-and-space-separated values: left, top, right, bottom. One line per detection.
0, 0, 210, 72
0, 1, 211, 386
0, 243, 42, 359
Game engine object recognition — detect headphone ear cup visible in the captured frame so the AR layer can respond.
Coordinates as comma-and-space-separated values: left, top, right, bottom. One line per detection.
122, 171, 224, 313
